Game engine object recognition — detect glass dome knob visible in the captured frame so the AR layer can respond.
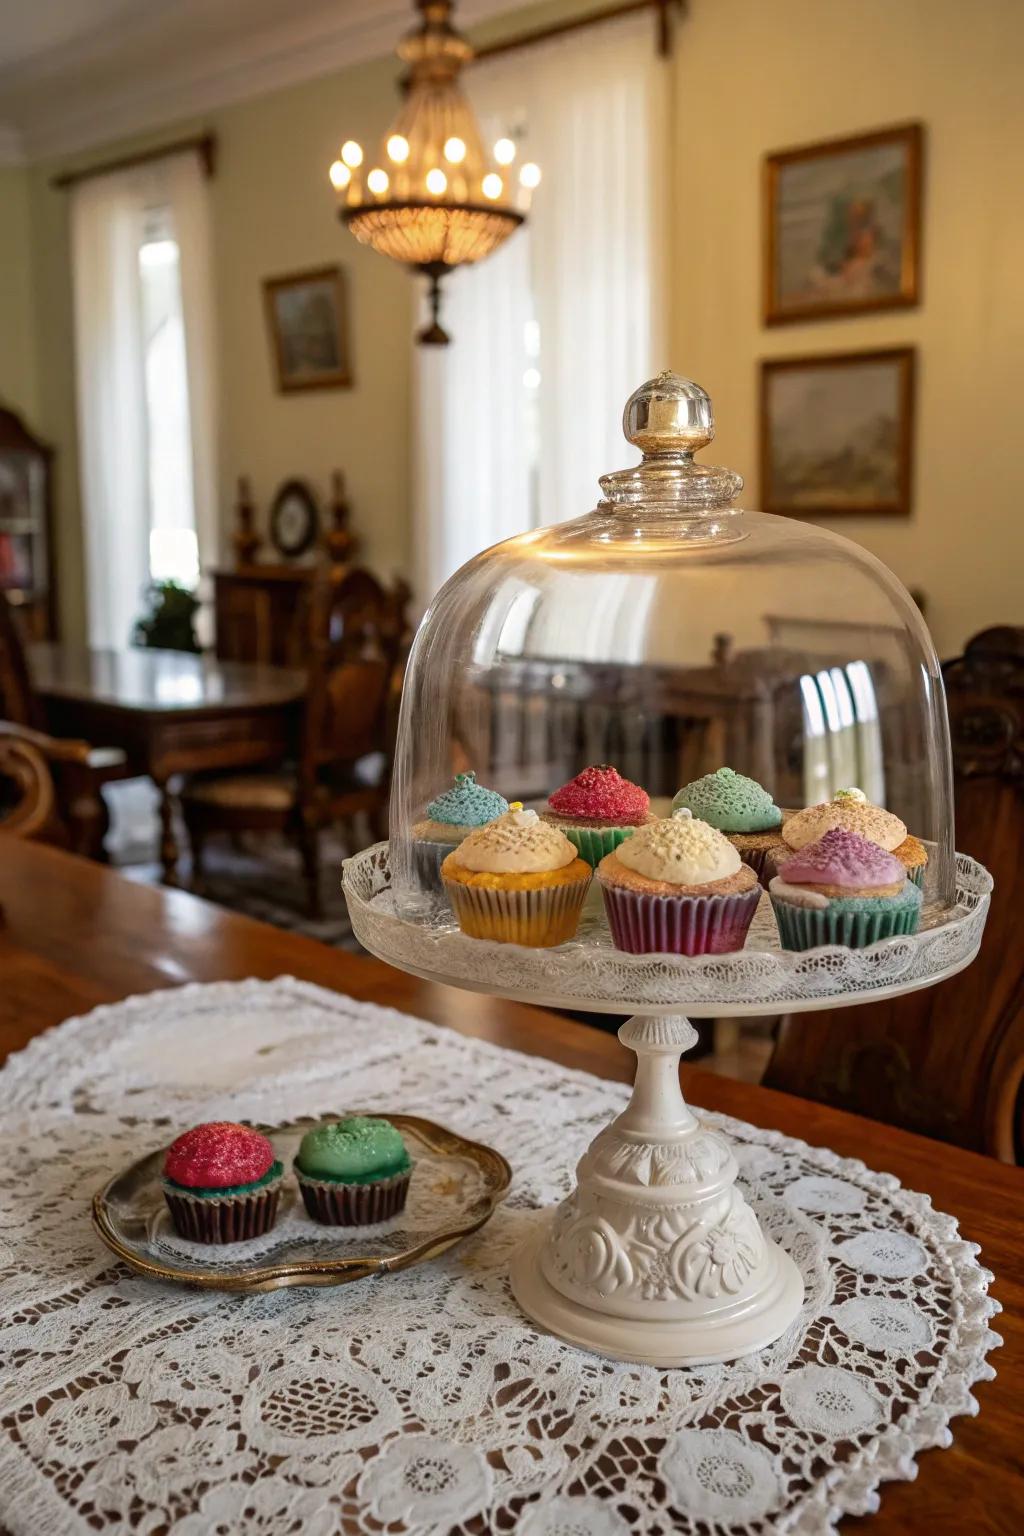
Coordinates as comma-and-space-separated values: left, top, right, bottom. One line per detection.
624, 370, 715, 455
601, 370, 743, 514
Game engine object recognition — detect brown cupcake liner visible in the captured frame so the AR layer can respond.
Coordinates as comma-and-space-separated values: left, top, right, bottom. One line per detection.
295, 1165, 412, 1226
163, 1176, 282, 1245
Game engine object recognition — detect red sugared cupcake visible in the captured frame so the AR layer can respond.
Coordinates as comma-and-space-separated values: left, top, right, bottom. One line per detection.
162, 1122, 283, 1244
542, 764, 656, 867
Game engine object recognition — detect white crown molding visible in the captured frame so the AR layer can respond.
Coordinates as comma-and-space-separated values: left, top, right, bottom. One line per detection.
0, 124, 26, 166
2, 0, 514, 164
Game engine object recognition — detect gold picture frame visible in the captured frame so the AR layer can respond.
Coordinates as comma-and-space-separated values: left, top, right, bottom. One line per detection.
760, 348, 916, 518
263, 264, 352, 393
763, 122, 923, 326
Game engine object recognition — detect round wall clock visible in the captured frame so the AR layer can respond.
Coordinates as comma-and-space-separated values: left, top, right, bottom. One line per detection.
269, 479, 319, 558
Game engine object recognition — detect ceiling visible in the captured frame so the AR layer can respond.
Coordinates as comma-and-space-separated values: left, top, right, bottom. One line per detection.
0, 0, 515, 164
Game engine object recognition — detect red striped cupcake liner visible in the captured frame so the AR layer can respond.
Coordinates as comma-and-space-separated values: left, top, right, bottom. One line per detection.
600, 880, 761, 956
163, 1176, 283, 1244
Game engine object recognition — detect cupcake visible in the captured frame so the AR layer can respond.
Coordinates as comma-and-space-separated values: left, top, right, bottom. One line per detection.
411, 771, 509, 890
597, 815, 761, 955
162, 1122, 283, 1244
441, 804, 591, 946
294, 1116, 412, 1226
769, 827, 923, 951
671, 766, 785, 881
542, 764, 656, 867
782, 787, 928, 889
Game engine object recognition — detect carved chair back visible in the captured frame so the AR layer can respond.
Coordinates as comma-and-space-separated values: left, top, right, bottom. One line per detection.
299, 569, 408, 798
764, 627, 1024, 1161
0, 592, 41, 728
0, 726, 59, 841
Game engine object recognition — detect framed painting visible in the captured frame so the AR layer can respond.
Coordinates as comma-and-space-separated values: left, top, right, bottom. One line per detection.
263, 265, 352, 392
763, 123, 923, 325
760, 348, 915, 517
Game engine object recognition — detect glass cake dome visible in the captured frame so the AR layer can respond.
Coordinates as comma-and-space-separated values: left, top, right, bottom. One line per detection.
390, 371, 954, 922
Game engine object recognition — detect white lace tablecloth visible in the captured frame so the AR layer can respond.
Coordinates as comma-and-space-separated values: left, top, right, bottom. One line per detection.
0, 977, 1001, 1535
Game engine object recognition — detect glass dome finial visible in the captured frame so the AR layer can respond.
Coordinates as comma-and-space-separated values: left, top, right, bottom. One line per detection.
601, 371, 743, 512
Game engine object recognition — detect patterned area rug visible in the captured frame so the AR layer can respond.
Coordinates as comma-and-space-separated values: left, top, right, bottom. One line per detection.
106, 779, 362, 950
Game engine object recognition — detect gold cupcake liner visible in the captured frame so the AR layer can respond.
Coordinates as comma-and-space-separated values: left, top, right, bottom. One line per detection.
443, 874, 590, 946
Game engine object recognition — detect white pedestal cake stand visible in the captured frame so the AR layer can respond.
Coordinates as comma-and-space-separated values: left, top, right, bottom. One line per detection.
343, 844, 991, 1367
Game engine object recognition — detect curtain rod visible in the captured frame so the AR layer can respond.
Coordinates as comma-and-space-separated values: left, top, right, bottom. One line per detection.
51, 131, 216, 190
474, 0, 685, 62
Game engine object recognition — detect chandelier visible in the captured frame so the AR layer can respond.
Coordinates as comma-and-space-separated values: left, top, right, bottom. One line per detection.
330, 0, 540, 345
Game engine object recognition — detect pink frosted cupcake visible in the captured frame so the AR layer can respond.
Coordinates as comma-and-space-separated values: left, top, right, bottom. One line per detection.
769, 827, 923, 951
597, 816, 761, 955
542, 764, 656, 868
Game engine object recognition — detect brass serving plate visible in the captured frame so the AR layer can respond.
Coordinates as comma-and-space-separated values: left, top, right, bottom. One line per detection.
92, 1112, 512, 1293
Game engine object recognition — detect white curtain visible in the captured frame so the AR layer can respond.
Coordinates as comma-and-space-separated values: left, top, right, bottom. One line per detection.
71, 152, 217, 648
412, 13, 668, 610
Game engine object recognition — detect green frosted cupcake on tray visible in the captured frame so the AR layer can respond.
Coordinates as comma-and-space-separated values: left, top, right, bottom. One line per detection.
671, 766, 785, 882
769, 827, 923, 952
294, 1115, 413, 1226
411, 771, 509, 891
541, 764, 655, 868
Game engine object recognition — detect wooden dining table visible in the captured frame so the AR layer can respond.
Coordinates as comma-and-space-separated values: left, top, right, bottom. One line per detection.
28, 642, 306, 884
0, 836, 1021, 1532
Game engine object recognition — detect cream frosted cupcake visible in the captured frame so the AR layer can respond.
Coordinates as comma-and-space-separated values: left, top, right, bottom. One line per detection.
782, 787, 928, 888
411, 771, 509, 890
597, 816, 761, 955
441, 805, 592, 947
671, 766, 785, 881
770, 827, 923, 951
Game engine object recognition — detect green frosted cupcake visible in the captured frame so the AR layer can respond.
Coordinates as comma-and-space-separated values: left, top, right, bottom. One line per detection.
672, 767, 785, 882
294, 1116, 412, 1226
542, 764, 655, 868
770, 827, 922, 951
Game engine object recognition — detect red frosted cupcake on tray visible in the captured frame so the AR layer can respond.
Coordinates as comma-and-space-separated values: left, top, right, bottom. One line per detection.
161, 1121, 284, 1244
542, 764, 656, 868
597, 812, 761, 955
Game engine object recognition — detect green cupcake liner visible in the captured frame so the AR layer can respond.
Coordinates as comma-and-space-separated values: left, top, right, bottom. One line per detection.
771, 895, 921, 952
562, 824, 639, 868
907, 864, 925, 889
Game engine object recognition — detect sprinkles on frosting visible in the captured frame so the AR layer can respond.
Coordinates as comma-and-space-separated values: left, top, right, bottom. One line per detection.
778, 827, 904, 888
671, 766, 782, 832
548, 765, 649, 824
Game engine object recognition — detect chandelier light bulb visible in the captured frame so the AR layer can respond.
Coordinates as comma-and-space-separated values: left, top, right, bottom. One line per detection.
481, 173, 503, 200
444, 136, 467, 164
329, 160, 350, 189
519, 162, 541, 189
367, 168, 389, 195
386, 134, 410, 163
341, 140, 364, 169
494, 138, 516, 165
426, 168, 448, 196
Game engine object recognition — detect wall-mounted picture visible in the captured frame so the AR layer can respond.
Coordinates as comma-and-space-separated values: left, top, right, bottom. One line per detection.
763, 123, 922, 325
263, 265, 352, 392
760, 348, 915, 517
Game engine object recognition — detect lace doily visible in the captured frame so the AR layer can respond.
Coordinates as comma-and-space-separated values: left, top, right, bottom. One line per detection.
0, 977, 1001, 1535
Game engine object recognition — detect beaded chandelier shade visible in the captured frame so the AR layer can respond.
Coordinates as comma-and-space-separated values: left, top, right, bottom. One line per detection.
330, 0, 538, 344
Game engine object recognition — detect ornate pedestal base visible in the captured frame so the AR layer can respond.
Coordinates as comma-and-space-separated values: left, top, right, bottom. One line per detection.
510, 1016, 804, 1366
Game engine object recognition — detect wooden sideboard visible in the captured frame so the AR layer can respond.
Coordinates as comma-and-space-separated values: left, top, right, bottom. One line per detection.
212, 564, 323, 666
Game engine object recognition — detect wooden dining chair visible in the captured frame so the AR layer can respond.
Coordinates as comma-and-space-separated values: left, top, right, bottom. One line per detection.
0, 719, 116, 856
181, 568, 407, 918
764, 626, 1024, 1162
0, 595, 126, 858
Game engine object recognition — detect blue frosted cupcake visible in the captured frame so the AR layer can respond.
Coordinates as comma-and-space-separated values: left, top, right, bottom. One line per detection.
769, 827, 923, 951
412, 771, 509, 890
672, 767, 785, 882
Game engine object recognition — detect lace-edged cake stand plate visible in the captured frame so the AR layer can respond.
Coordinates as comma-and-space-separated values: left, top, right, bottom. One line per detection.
92, 1112, 511, 1294
342, 844, 993, 1367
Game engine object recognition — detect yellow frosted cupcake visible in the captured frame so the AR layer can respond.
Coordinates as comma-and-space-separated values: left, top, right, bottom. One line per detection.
441, 804, 592, 946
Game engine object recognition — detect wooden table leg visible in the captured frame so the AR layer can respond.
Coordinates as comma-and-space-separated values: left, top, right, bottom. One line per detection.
155, 777, 180, 886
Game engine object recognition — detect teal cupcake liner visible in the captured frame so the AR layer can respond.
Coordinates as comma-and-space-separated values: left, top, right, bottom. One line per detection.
907, 863, 925, 889
771, 894, 921, 952
561, 824, 639, 868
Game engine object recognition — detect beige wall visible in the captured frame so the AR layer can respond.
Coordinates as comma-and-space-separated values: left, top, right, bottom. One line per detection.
0, 166, 38, 423
5, 0, 1023, 652
671, 0, 1024, 656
